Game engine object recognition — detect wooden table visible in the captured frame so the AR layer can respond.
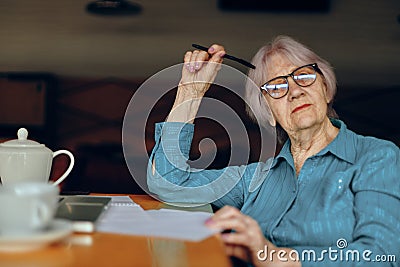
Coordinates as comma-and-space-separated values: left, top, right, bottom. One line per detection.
0, 195, 232, 267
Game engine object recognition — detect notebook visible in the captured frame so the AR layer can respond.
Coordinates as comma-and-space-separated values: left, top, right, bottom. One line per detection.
55, 195, 112, 233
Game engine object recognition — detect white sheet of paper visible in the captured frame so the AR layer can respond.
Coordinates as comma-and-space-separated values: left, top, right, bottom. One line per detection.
97, 196, 218, 242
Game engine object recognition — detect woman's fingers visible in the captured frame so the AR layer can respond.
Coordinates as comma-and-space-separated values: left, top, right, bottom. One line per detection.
184, 50, 210, 73
209, 205, 242, 221
206, 206, 266, 250
221, 226, 259, 247
219, 218, 261, 246
193, 50, 210, 71
208, 44, 226, 63
180, 43, 225, 95
224, 244, 251, 262
207, 215, 251, 233
208, 44, 225, 55
183, 44, 225, 73
206, 206, 256, 239
189, 50, 199, 72
206, 206, 243, 230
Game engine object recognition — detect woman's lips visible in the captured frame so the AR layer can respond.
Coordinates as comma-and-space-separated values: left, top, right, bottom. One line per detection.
292, 104, 312, 113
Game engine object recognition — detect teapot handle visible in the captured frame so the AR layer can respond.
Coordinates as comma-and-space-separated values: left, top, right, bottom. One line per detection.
52, 150, 75, 186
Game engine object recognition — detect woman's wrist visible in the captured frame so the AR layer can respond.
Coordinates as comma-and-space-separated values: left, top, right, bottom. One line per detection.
166, 84, 205, 123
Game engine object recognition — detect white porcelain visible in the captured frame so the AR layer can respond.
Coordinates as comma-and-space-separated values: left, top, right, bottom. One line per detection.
0, 219, 72, 252
0, 182, 59, 235
0, 128, 74, 186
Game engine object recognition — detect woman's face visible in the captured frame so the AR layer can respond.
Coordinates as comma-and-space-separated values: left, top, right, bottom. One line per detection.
263, 54, 330, 136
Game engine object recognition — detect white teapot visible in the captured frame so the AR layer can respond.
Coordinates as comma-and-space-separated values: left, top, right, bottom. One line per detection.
0, 128, 74, 186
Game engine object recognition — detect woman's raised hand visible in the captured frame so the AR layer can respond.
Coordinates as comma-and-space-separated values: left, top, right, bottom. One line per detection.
166, 44, 226, 123
179, 44, 226, 97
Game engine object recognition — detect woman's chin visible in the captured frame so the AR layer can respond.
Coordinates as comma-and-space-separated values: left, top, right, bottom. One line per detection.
291, 115, 321, 131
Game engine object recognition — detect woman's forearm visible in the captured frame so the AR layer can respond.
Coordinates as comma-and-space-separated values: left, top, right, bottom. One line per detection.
166, 84, 206, 123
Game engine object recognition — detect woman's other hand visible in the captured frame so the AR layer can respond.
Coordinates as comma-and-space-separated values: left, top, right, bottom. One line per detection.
206, 206, 301, 267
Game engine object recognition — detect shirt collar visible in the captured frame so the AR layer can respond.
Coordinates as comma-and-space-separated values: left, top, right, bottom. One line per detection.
271, 119, 356, 168
317, 119, 356, 164
271, 139, 294, 169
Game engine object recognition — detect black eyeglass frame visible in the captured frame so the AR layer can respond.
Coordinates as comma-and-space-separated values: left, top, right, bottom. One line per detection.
260, 63, 322, 99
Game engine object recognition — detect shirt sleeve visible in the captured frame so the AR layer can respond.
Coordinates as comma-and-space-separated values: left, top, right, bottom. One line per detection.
146, 122, 250, 208
292, 141, 400, 267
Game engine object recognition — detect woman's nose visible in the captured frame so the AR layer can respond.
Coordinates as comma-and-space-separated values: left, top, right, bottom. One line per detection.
287, 78, 305, 100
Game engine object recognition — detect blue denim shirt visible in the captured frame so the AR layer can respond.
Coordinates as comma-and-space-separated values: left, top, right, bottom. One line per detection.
147, 119, 400, 266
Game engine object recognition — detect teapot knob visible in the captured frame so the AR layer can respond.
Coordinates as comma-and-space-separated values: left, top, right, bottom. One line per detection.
17, 128, 29, 140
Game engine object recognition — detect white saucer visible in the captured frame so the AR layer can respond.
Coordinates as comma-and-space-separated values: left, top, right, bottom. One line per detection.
0, 219, 73, 252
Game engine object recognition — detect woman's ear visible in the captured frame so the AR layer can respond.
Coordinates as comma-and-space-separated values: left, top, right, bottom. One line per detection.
325, 95, 331, 104
260, 94, 276, 127
323, 81, 331, 103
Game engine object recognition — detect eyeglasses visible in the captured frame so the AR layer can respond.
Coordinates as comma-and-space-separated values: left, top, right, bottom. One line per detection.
260, 63, 322, 99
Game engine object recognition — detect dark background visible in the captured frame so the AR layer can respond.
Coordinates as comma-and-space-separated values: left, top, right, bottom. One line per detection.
0, 0, 398, 193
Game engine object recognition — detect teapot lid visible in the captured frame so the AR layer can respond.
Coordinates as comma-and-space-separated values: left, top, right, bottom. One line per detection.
0, 128, 45, 148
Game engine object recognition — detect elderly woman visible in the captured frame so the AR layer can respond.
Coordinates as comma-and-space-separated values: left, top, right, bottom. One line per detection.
147, 36, 400, 267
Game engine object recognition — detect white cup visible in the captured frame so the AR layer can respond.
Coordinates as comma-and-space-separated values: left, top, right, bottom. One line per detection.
0, 182, 59, 235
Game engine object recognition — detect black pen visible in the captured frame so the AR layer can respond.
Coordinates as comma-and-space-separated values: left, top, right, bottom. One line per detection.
191, 44, 256, 69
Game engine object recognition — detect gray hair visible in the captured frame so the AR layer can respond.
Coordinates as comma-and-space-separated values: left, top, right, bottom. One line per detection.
244, 35, 338, 144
